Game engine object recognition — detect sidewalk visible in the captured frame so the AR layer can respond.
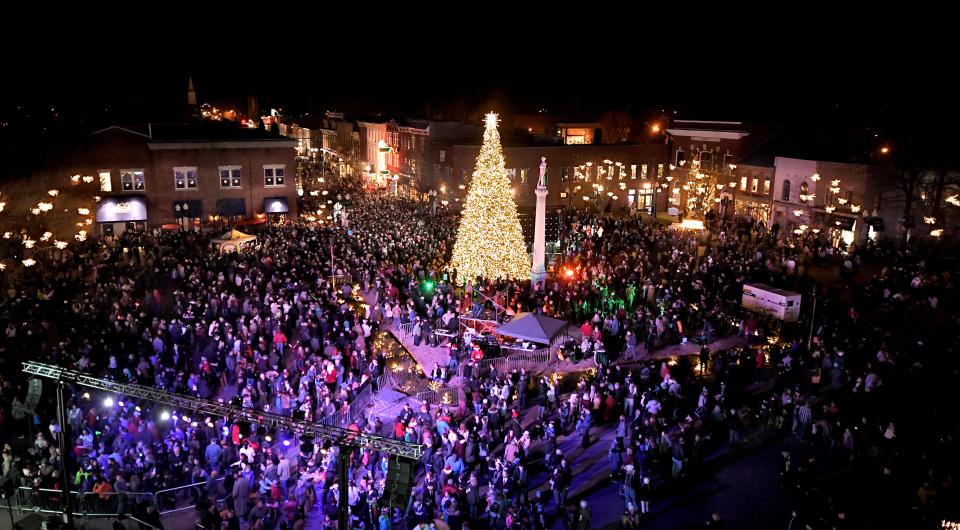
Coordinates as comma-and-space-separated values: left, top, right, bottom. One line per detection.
360, 290, 454, 378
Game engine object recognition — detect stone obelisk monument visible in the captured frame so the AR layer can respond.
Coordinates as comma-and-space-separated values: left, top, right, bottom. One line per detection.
531, 157, 548, 287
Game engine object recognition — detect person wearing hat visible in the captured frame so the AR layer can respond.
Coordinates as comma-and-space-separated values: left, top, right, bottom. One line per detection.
551, 458, 571, 512
637, 476, 652, 515
465, 473, 482, 521
575, 499, 592, 530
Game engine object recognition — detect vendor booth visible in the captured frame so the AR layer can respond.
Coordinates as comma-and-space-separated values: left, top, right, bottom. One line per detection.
212, 229, 257, 253
494, 312, 569, 346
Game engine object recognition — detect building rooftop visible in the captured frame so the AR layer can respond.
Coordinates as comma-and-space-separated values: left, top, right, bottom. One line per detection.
147, 122, 290, 143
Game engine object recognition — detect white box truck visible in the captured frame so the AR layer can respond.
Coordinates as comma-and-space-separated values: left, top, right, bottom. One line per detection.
741, 283, 802, 322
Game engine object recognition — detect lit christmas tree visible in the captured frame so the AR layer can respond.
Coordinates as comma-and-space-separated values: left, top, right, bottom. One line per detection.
450, 112, 530, 282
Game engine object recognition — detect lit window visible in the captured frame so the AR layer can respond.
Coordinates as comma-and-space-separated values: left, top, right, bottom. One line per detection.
740, 176, 748, 191
98, 170, 112, 192
657, 164, 664, 178
520, 168, 527, 184
219, 166, 242, 189
722, 153, 733, 172
630, 165, 637, 179
763, 179, 771, 194
751, 178, 759, 193
675, 149, 684, 166
698, 151, 713, 169
174, 167, 198, 190
641, 164, 648, 178
120, 169, 145, 191
264, 165, 286, 187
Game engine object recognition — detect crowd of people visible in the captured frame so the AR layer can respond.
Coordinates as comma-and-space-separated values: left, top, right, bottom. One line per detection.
0, 185, 958, 530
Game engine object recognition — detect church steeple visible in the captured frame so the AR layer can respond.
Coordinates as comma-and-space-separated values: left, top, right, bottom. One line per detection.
187, 76, 197, 106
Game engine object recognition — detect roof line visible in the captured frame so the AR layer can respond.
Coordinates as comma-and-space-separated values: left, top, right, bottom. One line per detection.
88, 125, 150, 138
673, 119, 743, 125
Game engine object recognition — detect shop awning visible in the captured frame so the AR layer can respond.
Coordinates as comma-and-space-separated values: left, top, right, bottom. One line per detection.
215, 198, 246, 217
96, 195, 147, 223
263, 196, 290, 214
172, 200, 202, 217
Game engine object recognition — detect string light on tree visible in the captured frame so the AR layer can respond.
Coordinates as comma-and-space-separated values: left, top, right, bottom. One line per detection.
450, 112, 530, 281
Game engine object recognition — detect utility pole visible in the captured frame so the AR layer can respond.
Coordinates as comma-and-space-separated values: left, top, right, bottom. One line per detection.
56, 378, 75, 529
807, 283, 817, 350
339, 448, 350, 530
330, 237, 336, 291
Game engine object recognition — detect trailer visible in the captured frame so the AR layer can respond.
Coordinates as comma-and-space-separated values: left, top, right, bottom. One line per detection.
741, 283, 802, 322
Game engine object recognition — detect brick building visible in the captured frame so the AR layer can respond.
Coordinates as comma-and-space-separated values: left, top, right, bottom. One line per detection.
431, 143, 668, 212
773, 156, 875, 245
54, 123, 297, 236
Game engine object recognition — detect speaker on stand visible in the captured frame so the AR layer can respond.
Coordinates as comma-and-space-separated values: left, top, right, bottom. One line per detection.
383, 457, 415, 509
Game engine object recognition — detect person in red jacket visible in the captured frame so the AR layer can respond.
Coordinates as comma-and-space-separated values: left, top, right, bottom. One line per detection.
273, 329, 288, 355
471, 343, 484, 362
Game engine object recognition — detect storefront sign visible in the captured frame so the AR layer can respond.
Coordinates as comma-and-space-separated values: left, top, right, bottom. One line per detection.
96, 196, 148, 223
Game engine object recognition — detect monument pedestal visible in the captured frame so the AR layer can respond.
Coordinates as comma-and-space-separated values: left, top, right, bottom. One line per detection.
531, 186, 548, 286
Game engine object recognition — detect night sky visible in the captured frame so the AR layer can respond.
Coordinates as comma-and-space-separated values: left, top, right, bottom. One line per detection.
0, 29, 951, 175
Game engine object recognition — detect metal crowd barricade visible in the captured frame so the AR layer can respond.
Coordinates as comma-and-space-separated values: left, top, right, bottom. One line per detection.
15, 487, 153, 518
349, 380, 376, 421
458, 347, 559, 379
16, 487, 70, 516
76, 491, 128, 517
414, 387, 458, 406
155, 478, 225, 515
396, 322, 415, 339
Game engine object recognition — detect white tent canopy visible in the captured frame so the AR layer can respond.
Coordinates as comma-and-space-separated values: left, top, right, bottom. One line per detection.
212, 229, 257, 253
494, 312, 569, 345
